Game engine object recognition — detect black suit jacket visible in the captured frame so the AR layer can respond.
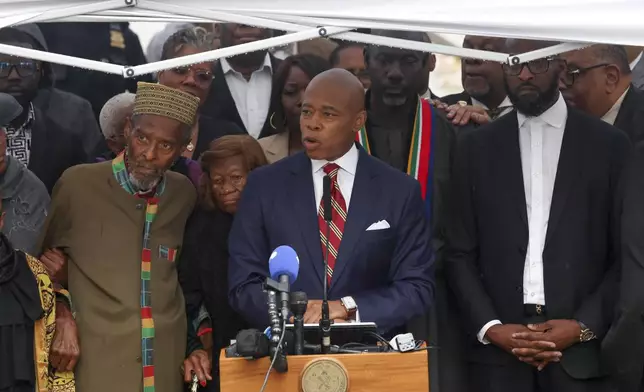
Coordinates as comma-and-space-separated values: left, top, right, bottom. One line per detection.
445, 106, 630, 379
614, 85, 644, 144
441, 91, 472, 106
200, 55, 282, 139
602, 141, 644, 392
29, 108, 87, 194
193, 115, 244, 160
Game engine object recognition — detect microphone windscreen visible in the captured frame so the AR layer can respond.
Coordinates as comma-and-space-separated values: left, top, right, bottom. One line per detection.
235, 329, 269, 358
269, 245, 300, 282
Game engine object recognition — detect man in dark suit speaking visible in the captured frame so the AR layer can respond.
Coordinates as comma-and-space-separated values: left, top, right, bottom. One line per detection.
228, 69, 434, 333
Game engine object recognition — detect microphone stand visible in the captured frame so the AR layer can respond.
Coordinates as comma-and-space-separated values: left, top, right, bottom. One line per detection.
264, 278, 290, 372
290, 292, 308, 355
320, 175, 332, 354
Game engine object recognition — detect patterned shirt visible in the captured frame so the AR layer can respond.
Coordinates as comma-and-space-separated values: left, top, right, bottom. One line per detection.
5, 103, 34, 166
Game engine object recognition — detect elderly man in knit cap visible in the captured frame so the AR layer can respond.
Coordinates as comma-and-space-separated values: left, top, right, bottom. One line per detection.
39, 82, 210, 392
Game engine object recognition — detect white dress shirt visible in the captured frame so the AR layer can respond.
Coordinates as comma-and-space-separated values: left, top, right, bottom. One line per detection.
220, 53, 273, 139
311, 145, 359, 211
311, 145, 360, 321
601, 87, 630, 126
477, 93, 568, 344
471, 96, 514, 118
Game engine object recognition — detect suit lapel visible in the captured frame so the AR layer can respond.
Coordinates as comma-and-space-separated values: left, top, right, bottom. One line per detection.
614, 86, 637, 139
290, 154, 325, 285
330, 149, 378, 290
545, 111, 584, 247
497, 113, 528, 229
211, 62, 245, 131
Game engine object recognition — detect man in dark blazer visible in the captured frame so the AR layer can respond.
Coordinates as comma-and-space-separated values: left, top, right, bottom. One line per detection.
445, 38, 630, 392
0, 28, 87, 193
228, 69, 434, 333
441, 35, 513, 127
201, 24, 282, 140
602, 143, 644, 392
560, 44, 644, 144
360, 29, 465, 392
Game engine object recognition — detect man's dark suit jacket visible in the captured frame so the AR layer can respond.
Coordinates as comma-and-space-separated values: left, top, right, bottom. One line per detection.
614, 85, 644, 145
445, 106, 630, 379
227, 147, 434, 333
30, 107, 87, 193
602, 141, 644, 392
441, 91, 472, 106
200, 55, 282, 140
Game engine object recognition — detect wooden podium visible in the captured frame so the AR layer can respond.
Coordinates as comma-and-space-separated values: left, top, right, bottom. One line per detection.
219, 347, 429, 392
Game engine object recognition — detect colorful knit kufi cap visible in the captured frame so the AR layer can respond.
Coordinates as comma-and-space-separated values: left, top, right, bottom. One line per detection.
133, 82, 200, 126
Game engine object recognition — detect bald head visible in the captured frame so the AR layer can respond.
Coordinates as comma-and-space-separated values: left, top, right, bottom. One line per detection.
307, 68, 366, 112
300, 68, 367, 161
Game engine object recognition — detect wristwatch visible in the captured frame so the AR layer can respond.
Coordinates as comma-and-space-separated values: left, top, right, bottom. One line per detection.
340, 296, 357, 317
578, 321, 596, 343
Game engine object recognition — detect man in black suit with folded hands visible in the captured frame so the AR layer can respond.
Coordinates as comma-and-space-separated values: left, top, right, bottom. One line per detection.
445, 38, 630, 391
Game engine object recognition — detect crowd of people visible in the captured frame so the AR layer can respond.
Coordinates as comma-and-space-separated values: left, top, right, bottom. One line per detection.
1, 20, 644, 392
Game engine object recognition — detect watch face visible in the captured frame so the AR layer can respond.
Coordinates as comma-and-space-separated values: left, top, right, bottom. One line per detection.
580, 330, 594, 342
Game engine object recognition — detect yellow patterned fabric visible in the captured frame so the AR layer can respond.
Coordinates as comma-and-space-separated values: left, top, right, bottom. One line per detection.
26, 254, 76, 392
133, 82, 200, 126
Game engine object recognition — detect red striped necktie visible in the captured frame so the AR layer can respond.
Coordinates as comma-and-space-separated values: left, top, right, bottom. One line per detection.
318, 163, 347, 285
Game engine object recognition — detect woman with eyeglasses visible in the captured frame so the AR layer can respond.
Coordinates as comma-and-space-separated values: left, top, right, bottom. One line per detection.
258, 54, 330, 163
157, 27, 243, 161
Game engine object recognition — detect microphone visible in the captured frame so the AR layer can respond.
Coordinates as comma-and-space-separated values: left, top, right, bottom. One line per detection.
268, 246, 300, 321
265, 245, 300, 372
290, 291, 308, 355
321, 175, 332, 354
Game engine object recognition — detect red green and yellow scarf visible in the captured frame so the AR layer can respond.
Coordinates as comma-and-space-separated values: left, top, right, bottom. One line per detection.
356, 97, 435, 209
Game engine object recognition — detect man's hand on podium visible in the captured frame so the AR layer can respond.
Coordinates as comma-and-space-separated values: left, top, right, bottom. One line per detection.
303, 300, 348, 324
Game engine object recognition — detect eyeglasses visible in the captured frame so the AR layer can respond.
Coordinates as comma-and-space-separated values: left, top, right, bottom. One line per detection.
502, 57, 557, 76
170, 66, 214, 86
0, 60, 40, 78
560, 63, 610, 87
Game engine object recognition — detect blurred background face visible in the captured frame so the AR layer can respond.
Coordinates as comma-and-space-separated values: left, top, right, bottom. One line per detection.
333, 45, 371, 89
0, 43, 41, 107
281, 64, 311, 134
461, 35, 505, 101
559, 47, 619, 118
367, 45, 425, 107
208, 155, 248, 214
157, 45, 214, 105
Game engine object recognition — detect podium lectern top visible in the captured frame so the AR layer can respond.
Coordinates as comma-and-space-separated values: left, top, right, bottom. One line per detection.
219, 345, 429, 392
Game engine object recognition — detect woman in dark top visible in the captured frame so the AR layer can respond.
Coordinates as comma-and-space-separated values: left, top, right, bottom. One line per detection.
258, 54, 330, 163
179, 134, 268, 391
157, 26, 244, 160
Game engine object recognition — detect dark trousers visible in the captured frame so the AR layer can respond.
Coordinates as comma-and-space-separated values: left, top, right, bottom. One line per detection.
468, 360, 613, 392
468, 306, 614, 392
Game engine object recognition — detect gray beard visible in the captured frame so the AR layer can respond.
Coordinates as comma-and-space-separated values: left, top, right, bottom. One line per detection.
128, 172, 160, 193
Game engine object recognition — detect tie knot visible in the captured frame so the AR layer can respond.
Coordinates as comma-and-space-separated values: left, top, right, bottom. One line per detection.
323, 163, 340, 178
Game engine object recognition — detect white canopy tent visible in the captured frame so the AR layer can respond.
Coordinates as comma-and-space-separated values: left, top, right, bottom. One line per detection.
0, 0, 642, 78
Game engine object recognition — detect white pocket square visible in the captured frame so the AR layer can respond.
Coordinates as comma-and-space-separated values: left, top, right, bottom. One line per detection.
366, 220, 390, 231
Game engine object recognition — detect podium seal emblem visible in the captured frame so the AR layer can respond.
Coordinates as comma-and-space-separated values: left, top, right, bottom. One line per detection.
300, 357, 349, 392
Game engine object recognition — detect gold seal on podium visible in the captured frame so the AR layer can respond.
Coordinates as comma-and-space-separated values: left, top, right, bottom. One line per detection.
300, 357, 349, 392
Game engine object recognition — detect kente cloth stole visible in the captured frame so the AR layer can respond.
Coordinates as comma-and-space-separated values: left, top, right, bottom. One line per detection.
112, 153, 166, 392
356, 97, 435, 215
